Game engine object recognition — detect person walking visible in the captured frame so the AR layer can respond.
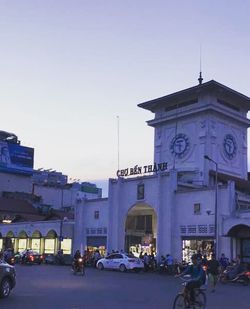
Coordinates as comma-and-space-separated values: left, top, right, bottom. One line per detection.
207, 253, 220, 292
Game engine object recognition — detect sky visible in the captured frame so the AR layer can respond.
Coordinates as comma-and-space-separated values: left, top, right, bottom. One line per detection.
0, 1, 249, 196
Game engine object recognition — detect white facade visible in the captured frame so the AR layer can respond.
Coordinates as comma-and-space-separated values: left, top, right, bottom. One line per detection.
74, 80, 250, 262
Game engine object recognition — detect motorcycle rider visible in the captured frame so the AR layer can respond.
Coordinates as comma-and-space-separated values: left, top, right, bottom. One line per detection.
73, 250, 82, 271
219, 253, 229, 271
4, 248, 14, 264
159, 255, 167, 269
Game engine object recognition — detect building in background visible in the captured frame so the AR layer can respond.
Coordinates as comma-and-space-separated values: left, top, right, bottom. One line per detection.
0, 131, 102, 255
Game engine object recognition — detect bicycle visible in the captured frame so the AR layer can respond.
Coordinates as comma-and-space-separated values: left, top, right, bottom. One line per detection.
173, 277, 207, 309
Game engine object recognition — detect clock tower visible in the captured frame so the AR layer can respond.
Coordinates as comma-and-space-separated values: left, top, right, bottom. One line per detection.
138, 80, 250, 183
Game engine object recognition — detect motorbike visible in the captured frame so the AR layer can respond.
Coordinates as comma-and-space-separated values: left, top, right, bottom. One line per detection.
220, 265, 250, 285
72, 257, 85, 276
5, 256, 15, 265
158, 260, 168, 274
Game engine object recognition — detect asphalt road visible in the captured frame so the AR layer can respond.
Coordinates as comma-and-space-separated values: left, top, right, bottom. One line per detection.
1, 264, 250, 309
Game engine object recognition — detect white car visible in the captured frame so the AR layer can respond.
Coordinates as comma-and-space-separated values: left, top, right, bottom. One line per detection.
96, 253, 144, 272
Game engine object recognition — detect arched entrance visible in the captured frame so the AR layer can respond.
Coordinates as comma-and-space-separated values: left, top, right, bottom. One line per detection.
45, 230, 57, 255
18, 231, 28, 252
31, 230, 42, 253
5, 231, 15, 250
227, 224, 250, 263
125, 203, 157, 257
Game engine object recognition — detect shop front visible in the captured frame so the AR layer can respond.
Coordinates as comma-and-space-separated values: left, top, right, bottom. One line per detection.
86, 236, 107, 256
182, 237, 215, 262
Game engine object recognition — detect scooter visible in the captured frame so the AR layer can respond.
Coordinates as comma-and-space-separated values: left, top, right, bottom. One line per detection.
158, 261, 168, 274
5, 256, 15, 266
220, 266, 250, 285
72, 257, 85, 276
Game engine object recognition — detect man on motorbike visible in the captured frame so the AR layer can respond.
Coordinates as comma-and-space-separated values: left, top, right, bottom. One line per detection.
73, 250, 82, 271
175, 254, 206, 308
219, 253, 229, 271
4, 248, 14, 264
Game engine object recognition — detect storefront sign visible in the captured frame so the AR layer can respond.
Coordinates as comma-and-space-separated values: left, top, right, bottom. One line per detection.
117, 162, 168, 177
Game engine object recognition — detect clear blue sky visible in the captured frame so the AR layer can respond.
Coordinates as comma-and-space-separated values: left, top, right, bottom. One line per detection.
0, 1, 249, 196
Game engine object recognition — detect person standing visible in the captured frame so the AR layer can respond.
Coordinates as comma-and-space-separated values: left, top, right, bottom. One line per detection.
143, 253, 150, 272
207, 254, 220, 292
166, 254, 174, 275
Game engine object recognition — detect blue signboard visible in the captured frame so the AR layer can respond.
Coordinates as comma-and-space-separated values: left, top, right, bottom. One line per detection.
0, 141, 34, 175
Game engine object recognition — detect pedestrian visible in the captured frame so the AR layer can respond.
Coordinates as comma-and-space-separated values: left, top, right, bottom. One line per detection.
201, 254, 208, 267
197, 250, 202, 262
166, 254, 174, 275
143, 253, 150, 272
207, 254, 220, 292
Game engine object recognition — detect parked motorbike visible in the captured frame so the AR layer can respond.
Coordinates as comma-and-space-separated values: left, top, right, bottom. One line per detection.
158, 261, 168, 274
220, 265, 250, 285
72, 257, 85, 276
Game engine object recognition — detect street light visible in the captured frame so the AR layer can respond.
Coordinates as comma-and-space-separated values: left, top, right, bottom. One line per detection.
204, 155, 218, 259
59, 217, 68, 252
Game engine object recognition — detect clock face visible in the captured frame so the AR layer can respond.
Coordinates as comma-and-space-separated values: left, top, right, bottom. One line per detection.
223, 134, 237, 160
170, 133, 190, 158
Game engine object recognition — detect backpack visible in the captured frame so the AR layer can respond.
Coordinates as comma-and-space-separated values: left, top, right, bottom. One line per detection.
190, 264, 206, 285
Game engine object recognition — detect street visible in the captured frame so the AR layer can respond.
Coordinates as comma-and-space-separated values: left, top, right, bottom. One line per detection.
1, 264, 250, 309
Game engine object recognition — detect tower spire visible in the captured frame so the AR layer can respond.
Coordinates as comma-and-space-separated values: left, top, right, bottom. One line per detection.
198, 71, 203, 85
198, 44, 203, 85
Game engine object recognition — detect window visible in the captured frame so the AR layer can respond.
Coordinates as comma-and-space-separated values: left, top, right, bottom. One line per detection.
18, 239, 27, 252
61, 239, 72, 255
94, 210, 99, 219
194, 203, 201, 215
44, 239, 55, 254
137, 184, 144, 200
31, 239, 41, 253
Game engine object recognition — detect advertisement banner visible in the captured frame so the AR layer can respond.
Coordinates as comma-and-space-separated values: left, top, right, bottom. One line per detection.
0, 141, 34, 175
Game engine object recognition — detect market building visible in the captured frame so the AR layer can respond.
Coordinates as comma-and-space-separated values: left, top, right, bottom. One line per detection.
75, 79, 250, 263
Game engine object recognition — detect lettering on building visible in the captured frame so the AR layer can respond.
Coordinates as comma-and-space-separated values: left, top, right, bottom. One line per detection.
116, 162, 168, 177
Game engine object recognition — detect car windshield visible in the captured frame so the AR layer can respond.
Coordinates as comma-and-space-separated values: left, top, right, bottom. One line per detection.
125, 254, 135, 258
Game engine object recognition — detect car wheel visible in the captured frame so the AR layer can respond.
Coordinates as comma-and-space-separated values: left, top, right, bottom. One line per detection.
0, 278, 11, 298
98, 263, 104, 270
119, 264, 127, 272
134, 268, 141, 273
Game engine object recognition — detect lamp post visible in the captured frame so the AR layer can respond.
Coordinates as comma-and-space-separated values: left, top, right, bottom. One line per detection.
59, 217, 68, 252
204, 155, 218, 259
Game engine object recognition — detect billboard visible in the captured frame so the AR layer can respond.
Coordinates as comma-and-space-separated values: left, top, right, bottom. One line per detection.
0, 141, 34, 175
